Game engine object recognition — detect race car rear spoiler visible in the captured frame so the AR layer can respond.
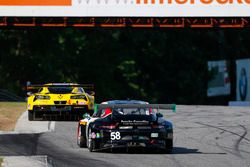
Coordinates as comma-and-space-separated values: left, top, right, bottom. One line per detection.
95, 104, 176, 113
27, 84, 94, 90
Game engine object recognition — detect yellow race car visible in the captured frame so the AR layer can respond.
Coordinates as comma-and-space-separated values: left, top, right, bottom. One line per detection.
27, 83, 95, 121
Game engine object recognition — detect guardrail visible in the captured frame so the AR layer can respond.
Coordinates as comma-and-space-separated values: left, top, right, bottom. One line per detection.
0, 89, 24, 102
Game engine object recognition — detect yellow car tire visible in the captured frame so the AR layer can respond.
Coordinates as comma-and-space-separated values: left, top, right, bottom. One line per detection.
28, 110, 34, 121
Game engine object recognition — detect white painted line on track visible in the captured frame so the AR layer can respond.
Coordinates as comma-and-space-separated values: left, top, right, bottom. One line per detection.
48, 121, 56, 132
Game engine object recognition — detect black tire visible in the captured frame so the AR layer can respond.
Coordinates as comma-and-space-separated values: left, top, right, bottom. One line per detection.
164, 139, 173, 153
77, 125, 87, 148
28, 110, 34, 121
87, 128, 94, 152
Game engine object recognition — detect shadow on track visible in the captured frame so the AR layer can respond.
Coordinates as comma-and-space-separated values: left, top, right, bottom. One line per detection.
0, 133, 41, 156
0, 133, 115, 167
94, 147, 226, 155
172, 147, 226, 155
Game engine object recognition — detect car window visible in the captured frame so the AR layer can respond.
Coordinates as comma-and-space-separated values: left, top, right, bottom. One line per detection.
48, 87, 73, 94
38, 88, 43, 93
79, 87, 86, 93
112, 108, 152, 116
72, 87, 85, 94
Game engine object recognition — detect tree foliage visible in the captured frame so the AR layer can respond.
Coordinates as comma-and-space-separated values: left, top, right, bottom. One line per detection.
0, 28, 249, 104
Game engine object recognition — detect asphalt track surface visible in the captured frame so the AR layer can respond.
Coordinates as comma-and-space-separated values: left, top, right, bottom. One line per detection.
1, 105, 250, 167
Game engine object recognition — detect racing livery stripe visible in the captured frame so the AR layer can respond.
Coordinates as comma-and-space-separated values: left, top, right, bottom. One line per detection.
0, 0, 72, 6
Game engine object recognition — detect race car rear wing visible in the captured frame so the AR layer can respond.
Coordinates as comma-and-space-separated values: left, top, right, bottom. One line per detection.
26, 83, 95, 96
27, 84, 94, 90
95, 104, 176, 113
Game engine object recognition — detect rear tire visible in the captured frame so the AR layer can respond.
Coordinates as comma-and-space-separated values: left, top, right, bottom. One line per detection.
28, 110, 34, 121
88, 128, 94, 152
77, 125, 87, 148
164, 139, 173, 153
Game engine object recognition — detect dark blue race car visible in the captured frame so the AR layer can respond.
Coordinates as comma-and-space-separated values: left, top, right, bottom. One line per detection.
77, 100, 175, 153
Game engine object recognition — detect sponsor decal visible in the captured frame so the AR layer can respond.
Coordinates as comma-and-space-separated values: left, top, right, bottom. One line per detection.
91, 132, 96, 139
96, 133, 101, 138
136, 0, 250, 5
74, 0, 250, 5
121, 120, 149, 125
111, 132, 121, 140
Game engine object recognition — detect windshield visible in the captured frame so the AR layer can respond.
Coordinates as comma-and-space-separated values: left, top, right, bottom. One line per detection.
48, 87, 73, 94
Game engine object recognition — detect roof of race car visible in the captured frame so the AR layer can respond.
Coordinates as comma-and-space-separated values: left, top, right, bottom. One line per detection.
101, 100, 149, 105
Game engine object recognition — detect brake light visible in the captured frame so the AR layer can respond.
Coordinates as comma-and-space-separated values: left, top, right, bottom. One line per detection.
70, 95, 87, 100
98, 123, 117, 129
151, 124, 165, 129
150, 139, 156, 144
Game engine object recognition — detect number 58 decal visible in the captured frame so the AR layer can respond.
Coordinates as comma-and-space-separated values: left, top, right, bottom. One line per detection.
111, 132, 121, 140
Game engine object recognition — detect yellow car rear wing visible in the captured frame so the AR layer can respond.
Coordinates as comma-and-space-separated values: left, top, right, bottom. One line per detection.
27, 84, 94, 90
27, 84, 95, 96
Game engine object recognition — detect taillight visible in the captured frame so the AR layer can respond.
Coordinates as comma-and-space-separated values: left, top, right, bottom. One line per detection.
34, 95, 50, 101
98, 123, 117, 129
70, 95, 87, 100
151, 124, 165, 129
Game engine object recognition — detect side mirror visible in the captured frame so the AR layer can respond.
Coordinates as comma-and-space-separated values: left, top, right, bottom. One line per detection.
156, 113, 163, 118
89, 91, 95, 96
27, 92, 33, 96
83, 113, 90, 119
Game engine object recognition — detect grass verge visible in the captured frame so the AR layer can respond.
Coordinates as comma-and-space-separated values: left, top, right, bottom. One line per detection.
0, 102, 26, 131
0, 157, 3, 167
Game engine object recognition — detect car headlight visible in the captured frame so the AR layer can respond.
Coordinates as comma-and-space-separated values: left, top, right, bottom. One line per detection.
34, 95, 50, 100
70, 95, 87, 100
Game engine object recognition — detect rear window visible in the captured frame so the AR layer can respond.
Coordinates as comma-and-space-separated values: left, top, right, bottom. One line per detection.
48, 87, 73, 94
113, 108, 153, 116
93, 107, 157, 118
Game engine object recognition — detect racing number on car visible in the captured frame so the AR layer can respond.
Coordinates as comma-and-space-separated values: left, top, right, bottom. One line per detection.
111, 132, 121, 140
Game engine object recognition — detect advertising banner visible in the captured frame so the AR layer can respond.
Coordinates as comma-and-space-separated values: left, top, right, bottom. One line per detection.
1, 0, 250, 17
236, 59, 250, 101
207, 60, 230, 97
